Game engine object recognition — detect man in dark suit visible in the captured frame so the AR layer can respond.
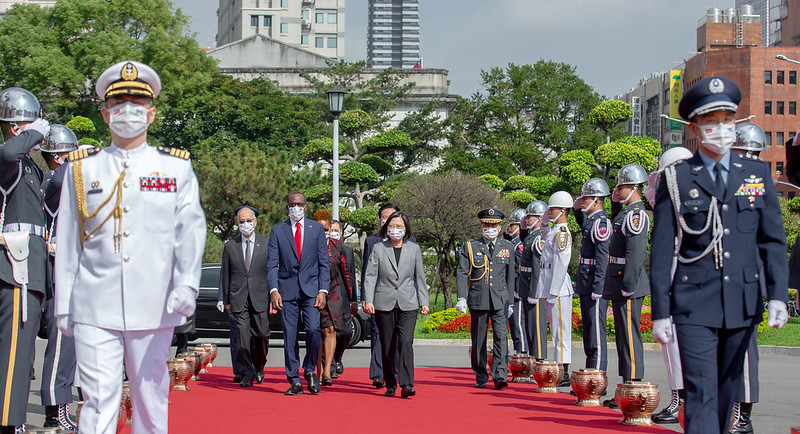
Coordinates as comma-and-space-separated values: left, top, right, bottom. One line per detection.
651, 76, 789, 433
456, 208, 516, 390
221, 206, 270, 387
268, 192, 330, 395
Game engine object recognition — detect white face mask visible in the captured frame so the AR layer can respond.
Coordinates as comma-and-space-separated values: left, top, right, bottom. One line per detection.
387, 228, 405, 240
238, 221, 255, 237
107, 102, 151, 138
696, 122, 736, 155
328, 231, 341, 240
482, 227, 499, 241
289, 206, 305, 222
581, 197, 598, 214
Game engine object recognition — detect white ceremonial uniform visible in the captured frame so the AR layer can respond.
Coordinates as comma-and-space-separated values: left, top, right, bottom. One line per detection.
55, 143, 206, 434
535, 222, 573, 364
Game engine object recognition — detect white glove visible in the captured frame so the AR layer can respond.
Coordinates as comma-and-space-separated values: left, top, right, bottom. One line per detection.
507, 306, 514, 318
26, 118, 50, 138
652, 318, 673, 344
56, 315, 74, 337
540, 211, 550, 229
455, 298, 467, 313
591, 292, 602, 301
166, 286, 197, 318
573, 198, 583, 210
611, 187, 621, 202
621, 289, 634, 297
216, 301, 224, 313
527, 297, 537, 305
767, 300, 789, 329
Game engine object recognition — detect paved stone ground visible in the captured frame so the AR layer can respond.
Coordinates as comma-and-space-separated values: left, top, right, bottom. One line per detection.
22, 337, 800, 432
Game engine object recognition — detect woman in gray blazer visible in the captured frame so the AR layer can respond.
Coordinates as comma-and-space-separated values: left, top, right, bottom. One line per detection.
363, 211, 429, 398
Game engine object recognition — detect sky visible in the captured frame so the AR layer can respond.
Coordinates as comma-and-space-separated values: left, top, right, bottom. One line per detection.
171, 0, 742, 98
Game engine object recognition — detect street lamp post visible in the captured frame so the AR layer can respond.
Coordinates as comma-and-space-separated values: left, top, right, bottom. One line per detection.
327, 85, 346, 221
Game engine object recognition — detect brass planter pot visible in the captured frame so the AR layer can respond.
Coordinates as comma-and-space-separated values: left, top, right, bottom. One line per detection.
121, 381, 132, 425
169, 357, 194, 391
188, 346, 211, 374
199, 343, 218, 368
615, 381, 660, 426
508, 354, 535, 383
570, 369, 608, 406
533, 360, 563, 393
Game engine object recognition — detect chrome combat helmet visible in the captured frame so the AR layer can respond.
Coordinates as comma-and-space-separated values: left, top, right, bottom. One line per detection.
526, 200, 548, 216
0, 87, 41, 122
733, 122, 768, 154
40, 124, 78, 153
616, 163, 648, 186
508, 208, 526, 225
580, 178, 610, 198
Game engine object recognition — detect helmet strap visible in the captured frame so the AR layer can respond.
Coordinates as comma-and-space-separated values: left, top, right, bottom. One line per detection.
622, 186, 637, 204
581, 197, 598, 214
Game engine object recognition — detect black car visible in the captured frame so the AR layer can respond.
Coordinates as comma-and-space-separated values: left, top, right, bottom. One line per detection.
192, 263, 370, 348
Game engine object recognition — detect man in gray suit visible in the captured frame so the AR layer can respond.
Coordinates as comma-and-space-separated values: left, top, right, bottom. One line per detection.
221, 206, 270, 388
456, 208, 516, 390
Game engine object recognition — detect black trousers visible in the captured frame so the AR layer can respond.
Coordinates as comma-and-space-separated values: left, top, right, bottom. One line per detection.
40, 298, 76, 406
736, 326, 759, 403
611, 297, 644, 379
579, 295, 608, 371
233, 298, 269, 382
470, 308, 508, 385
676, 323, 753, 434
0, 284, 42, 427
374, 308, 417, 389
523, 300, 548, 360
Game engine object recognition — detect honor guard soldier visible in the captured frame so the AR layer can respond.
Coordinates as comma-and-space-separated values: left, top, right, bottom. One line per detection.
54, 61, 207, 433
520, 201, 548, 360
39, 124, 79, 431
0, 87, 51, 434
506, 208, 527, 355
534, 191, 573, 387
603, 163, 650, 408
650, 76, 789, 434
456, 208, 515, 390
572, 178, 610, 373
644, 146, 693, 425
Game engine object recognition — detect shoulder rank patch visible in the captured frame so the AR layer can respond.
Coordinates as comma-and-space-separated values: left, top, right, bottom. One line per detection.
157, 146, 191, 160
67, 147, 100, 162
555, 230, 570, 251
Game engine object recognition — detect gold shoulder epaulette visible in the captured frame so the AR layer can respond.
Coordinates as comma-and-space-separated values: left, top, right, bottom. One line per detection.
157, 146, 191, 160
67, 147, 100, 162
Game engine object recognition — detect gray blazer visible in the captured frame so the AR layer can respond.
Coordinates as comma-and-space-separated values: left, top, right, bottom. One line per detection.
363, 240, 429, 311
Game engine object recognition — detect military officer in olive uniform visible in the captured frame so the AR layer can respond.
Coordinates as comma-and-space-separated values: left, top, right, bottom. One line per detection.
456, 208, 515, 390
572, 178, 610, 373
0, 87, 50, 434
650, 76, 788, 434
55, 61, 206, 434
604, 163, 650, 408
519, 201, 548, 360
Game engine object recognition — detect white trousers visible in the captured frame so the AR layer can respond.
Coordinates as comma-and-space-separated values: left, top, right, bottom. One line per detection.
660, 320, 683, 390
546, 296, 572, 364
73, 324, 173, 434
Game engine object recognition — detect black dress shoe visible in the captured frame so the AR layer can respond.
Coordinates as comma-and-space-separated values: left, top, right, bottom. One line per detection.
401, 386, 416, 398
493, 380, 508, 390
285, 383, 303, 395
372, 378, 385, 389
475, 382, 486, 389
239, 380, 253, 388
651, 407, 679, 424
331, 371, 338, 379
255, 371, 265, 384
557, 375, 571, 387
305, 372, 321, 395
384, 388, 396, 397
336, 361, 344, 375
233, 375, 242, 383
322, 377, 333, 387
603, 398, 618, 409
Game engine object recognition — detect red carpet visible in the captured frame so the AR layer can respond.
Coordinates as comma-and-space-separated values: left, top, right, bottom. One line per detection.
166, 367, 674, 433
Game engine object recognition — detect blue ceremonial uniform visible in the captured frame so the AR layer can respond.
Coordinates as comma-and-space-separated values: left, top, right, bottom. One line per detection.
508, 234, 526, 354
519, 228, 547, 359
573, 208, 609, 371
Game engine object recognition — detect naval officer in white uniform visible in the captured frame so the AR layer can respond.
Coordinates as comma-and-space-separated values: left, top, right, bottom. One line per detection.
54, 60, 206, 434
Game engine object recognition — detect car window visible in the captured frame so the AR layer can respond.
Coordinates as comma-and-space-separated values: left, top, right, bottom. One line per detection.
200, 266, 220, 289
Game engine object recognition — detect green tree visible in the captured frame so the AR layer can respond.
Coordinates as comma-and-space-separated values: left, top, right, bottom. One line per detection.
595, 136, 661, 182
65, 116, 96, 138
588, 100, 633, 144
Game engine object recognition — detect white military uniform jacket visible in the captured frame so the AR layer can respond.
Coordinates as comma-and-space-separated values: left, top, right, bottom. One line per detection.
54, 143, 206, 331
535, 222, 573, 299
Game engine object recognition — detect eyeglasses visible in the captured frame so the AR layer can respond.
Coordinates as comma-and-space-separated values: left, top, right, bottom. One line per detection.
288, 202, 306, 207
238, 219, 256, 224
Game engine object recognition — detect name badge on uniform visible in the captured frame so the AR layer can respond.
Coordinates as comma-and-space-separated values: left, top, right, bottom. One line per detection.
735, 175, 764, 196
497, 248, 510, 258
87, 180, 103, 195
140, 176, 177, 192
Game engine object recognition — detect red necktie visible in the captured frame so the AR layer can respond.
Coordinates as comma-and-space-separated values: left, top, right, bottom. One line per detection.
295, 222, 302, 261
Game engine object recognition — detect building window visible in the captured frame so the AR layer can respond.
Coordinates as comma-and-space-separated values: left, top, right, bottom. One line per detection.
315, 36, 324, 47
263, 15, 271, 27
316, 12, 324, 23
765, 70, 773, 84
280, 22, 287, 33
328, 12, 337, 23
250, 15, 258, 27
280, 0, 288, 7
327, 37, 337, 48
791, 101, 797, 115
777, 131, 785, 145
765, 131, 772, 146
777, 161, 785, 173
301, 34, 308, 45
765, 101, 772, 114
778, 101, 785, 115
778, 70, 785, 84
791, 71, 798, 85
302, 9, 309, 20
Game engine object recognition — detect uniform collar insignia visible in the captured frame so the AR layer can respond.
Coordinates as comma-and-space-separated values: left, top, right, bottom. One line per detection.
732, 162, 742, 168
691, 165, 703, 174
